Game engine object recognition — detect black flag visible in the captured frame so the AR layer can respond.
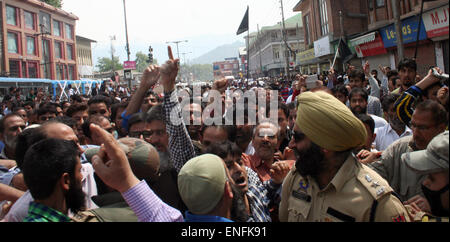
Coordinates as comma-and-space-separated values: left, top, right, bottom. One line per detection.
236, 7, 249, 35
338, 37, 355, 64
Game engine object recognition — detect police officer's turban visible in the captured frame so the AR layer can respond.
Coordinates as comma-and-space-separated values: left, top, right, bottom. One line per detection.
296, 91, 367, 151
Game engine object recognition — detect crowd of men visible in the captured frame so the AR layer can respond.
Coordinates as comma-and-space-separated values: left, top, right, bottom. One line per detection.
0, 47, 448, 222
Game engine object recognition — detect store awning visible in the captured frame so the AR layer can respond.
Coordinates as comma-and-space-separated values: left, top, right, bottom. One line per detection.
350, 32, 376, 47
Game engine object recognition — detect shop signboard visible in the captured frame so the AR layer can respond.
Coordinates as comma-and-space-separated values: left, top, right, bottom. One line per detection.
380, 16, 427, 48
354, 34, 387, 58
314, 35, 331, 57
422, 5, 449, 38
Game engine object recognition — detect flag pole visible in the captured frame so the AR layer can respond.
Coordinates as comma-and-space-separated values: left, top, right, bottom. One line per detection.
414, 0, 425, 59
246, 6, 250, 87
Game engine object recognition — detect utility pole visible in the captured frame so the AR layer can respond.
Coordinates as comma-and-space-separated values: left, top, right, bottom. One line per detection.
391, 0, 404, 61
123, 0, 131, 88
280, 0, 290, 79
257, 24, 263, 78
166, 40, 188, 60
110, 35, 116, 75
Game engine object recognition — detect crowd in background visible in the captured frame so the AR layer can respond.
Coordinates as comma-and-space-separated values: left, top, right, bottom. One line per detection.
0, 52, 448, 222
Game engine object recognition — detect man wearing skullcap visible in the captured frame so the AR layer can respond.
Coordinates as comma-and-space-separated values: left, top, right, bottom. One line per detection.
279, 91, 410, 222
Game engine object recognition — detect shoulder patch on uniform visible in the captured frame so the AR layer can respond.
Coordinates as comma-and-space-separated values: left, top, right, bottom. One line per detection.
392, 215, 407, 222
357, 165, 393, 200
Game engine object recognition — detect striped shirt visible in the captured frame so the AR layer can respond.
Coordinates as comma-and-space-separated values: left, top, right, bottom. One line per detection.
121, 180, 184, 222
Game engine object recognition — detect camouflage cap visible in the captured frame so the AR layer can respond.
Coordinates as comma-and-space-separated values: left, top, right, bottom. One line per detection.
84, 137, 160, 180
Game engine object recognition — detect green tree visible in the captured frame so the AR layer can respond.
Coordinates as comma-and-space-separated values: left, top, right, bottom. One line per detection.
135, 51, 158, 72
96, 57, 123, 73
40, 0, 62, 8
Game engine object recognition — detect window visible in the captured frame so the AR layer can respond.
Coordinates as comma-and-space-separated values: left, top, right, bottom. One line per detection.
24, 11, 35, 30
56, 63, 64, 80
304, 14, 311, 45
28, 62, 38, 78
376, 0, 385, 8
67, 44, 74, 60
42, 39, 51, 79
369, 0, 374, 10
53, 20, 61, 37
318, 0, 329, 36
6, 5, 18, 26
7, 32, 19, 54
274, 51, 280, 59
65, 24, 73, 39
68, 65, 75, 80
39, 12, 51, 34
55, 41, 63, 59
27, 36, 36, 55
9, 60, 20, 77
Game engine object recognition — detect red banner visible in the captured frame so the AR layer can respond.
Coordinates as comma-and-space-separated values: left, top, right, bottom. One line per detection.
354, 35, 387, 58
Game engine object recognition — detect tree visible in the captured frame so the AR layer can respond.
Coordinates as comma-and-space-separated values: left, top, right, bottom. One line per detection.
135, 51, 158, 73
96, 57, 123, 73
41, 0, 62, 8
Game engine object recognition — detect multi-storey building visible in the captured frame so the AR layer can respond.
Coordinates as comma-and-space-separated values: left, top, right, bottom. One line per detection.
213, 58, 240, 79
0, 0, 78, 80
294, 0, 448, 75
247, 13, 304, 78
294, 0, 368, 74
362, 0, 448, 74
76, 35, 96, 79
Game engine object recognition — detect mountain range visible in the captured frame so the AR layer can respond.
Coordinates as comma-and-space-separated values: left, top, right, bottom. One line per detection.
190, 41, 245, 65
91, 35, 245, 69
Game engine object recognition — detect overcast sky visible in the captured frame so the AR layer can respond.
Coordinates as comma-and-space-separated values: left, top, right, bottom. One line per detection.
62, 0, 301, 64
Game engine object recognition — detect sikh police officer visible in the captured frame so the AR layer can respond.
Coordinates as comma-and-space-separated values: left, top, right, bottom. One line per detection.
279, 91, 410, 222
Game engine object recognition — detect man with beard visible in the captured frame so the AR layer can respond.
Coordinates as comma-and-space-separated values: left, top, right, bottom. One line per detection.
2, 121, 98, 222
279, 91, 409, 222
22, 138, 84, 222
0, 114, 25, 160
374, 94, 412, 151
402, 131, 449, 221
349, 88, 387, 129
206, 141, 289, 222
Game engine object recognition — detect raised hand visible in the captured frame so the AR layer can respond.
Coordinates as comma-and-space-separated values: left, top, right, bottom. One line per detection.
363, 61, 370, 75
160, 46, 180, 92
140, 64, 161, 91
90, 123, 139, 193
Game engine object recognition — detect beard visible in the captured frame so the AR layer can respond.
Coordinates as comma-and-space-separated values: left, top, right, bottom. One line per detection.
295, 142, 326, 179
351, 106, 367, 115
230, 183, 249, 222
65, 177, 86, 214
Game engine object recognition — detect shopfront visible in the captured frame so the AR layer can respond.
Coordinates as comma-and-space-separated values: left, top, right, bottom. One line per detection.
422, 4, 449, 73
350, 32, 391, 71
